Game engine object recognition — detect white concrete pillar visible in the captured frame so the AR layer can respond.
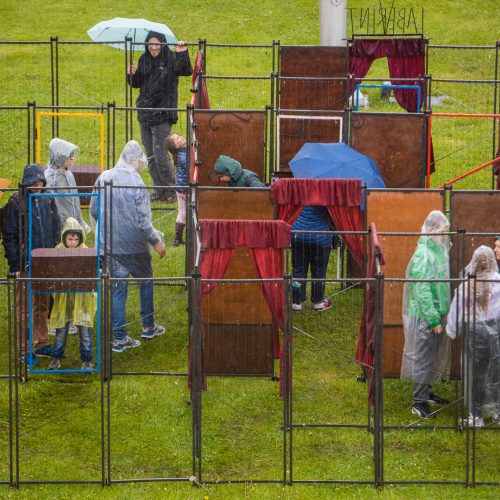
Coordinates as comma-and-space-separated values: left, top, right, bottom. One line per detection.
320, 0, 347, 46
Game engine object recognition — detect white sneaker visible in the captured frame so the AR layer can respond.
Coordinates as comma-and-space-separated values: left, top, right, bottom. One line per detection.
491, 413, 499, 424
463, 415, 484, 428
313, 299, 332, 311
291, 303, 302, 311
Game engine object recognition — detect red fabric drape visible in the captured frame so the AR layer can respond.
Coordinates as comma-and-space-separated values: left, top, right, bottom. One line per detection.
349, 38, 426, 112
327, 205, 364, 267
272, 178, 364, 265
355, 223, 385, 405
191, 50, 210, 109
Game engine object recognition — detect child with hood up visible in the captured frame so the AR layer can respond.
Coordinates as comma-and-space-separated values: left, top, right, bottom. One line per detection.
45, 138, 91, 234
212, 155, 265, 187
48, 217, 97, 371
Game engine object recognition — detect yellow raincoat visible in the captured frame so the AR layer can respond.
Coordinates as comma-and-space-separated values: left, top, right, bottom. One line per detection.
50, 217, 97, 329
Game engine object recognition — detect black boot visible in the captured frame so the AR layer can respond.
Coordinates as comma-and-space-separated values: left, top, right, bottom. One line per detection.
173, 223, 185, 246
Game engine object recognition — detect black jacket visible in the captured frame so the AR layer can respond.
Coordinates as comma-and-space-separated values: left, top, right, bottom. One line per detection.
3, 164, 60, 273
128, 31, 193, 127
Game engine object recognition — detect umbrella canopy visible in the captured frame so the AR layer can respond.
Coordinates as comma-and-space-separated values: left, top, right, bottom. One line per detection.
87, 17, 177, 49
289, 142, 386, 188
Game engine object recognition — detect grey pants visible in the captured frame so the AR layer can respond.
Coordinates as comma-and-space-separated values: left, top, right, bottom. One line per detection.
413, 319, 442, 404
139, 120, 174, 194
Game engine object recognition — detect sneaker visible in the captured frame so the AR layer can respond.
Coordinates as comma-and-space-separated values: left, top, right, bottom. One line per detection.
112, 336, 141, 353
463, 415, 484, 428
48, 358, 61, 370
412, 402, 434, 419
426, 393, 449, 406
82, 361, 94, 371
20, 353, 39, 366
141, 323, 165, 340
34, 345, 54, 358
492, 413, 500, 424
291, 303, 302, 312
313, 299, 333, 311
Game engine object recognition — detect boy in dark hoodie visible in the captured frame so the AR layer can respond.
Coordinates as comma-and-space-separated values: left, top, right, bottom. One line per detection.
213, 155, 265, 187
3, 163, 60, 365
127, 31, 192, 202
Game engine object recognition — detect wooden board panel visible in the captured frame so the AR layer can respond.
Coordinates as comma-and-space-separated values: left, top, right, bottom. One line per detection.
202, 247, 272, 325
198, 189, 273, 220
450, 191, 500, 274
351, 113, 426, 188
194, 111, 266, 186
367, 190, 444, 376
203, 324, 273, 376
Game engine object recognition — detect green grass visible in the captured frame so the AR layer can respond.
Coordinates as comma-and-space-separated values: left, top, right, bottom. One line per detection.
1, 0, 500, 498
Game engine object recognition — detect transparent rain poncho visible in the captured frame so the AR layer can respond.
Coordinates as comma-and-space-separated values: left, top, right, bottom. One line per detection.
50, 217, 97, 328
90, 140, 163, 258
401, 210, 451, 382
45, 137, 91, 234
447, 246, 500, 419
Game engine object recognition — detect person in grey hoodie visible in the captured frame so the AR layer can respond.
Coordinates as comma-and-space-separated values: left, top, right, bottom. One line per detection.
44, 138, 91, 234
90, 141, 166, 353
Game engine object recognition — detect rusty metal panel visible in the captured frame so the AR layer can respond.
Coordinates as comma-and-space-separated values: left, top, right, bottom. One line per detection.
450, 191, 500, 272
366, 190, 444, 376
351, 113, 426, 188
203, 324, 273, 376
194, 111, 266, 186
198, 189, 273, 220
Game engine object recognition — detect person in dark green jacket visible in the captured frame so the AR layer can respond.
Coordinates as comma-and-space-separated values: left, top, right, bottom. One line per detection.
401, 210, 451, 419
213, 155, 265, 187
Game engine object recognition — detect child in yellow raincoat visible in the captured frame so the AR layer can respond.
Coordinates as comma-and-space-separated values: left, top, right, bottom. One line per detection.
48, 217, 97, 370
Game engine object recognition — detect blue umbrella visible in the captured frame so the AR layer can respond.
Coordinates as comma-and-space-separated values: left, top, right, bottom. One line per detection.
289, 142, 386, 188
87, 17, 177, 50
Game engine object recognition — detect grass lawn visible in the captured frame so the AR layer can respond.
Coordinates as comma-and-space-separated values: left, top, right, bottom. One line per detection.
0, 0, 499, 498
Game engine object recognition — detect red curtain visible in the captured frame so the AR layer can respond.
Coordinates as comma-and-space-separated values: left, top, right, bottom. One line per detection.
355, 223, 385, 405
271, 178, 364, 265
191, 50, 210, 109
349, 38, 426, 112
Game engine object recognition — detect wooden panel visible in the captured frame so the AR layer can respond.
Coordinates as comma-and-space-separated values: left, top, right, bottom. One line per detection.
351, 113, 425, 188
198, 189, 273, 220
203, 324, 273, 376
202, 247, 272, 324
279, 46, 347, 111
194, 111, 266, 186
367, 190, 444, 376
31, 248, 98, 291
450, 191, 500, 274
72, 164, 101, 206
278, 114, 343, 172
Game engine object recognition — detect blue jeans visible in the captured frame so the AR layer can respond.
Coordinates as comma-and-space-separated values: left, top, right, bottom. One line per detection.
53, 322, 93, 363
110, 253, 154, 340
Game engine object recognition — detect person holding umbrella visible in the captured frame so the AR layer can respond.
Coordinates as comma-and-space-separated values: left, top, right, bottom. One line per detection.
127, 32, 192, 202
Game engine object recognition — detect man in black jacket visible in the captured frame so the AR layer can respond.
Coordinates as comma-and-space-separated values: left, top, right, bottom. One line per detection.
3, 163, 59, 364
127, 31, 192, 202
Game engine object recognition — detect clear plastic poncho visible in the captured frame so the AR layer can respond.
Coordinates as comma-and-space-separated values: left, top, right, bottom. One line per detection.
45, 138, 91, 234
401, 210, 451, 383
89, 140, 163, 257
50, 217, 97, 328
447, 246, 500, 419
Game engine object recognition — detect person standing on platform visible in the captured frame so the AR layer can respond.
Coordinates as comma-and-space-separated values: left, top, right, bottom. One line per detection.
128, 32, 192, 202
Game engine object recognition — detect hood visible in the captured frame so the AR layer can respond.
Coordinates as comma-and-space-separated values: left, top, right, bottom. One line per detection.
213, 155, 243, 184
22, 163, 46, 186
115, 140, 148, 172
144, 30, 170, 56
60, 217, 85, 246
48, 138, 79, 170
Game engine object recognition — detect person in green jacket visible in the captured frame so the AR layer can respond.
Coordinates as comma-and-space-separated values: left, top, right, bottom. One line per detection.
401, 210, 451, 419
48, 217, 97, 371
213, 155, 265, 187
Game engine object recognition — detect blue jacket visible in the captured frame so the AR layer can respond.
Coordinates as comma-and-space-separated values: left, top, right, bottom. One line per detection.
175, 147, 188, 193
3, 164, 60, 273
292, 206, 333, 247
